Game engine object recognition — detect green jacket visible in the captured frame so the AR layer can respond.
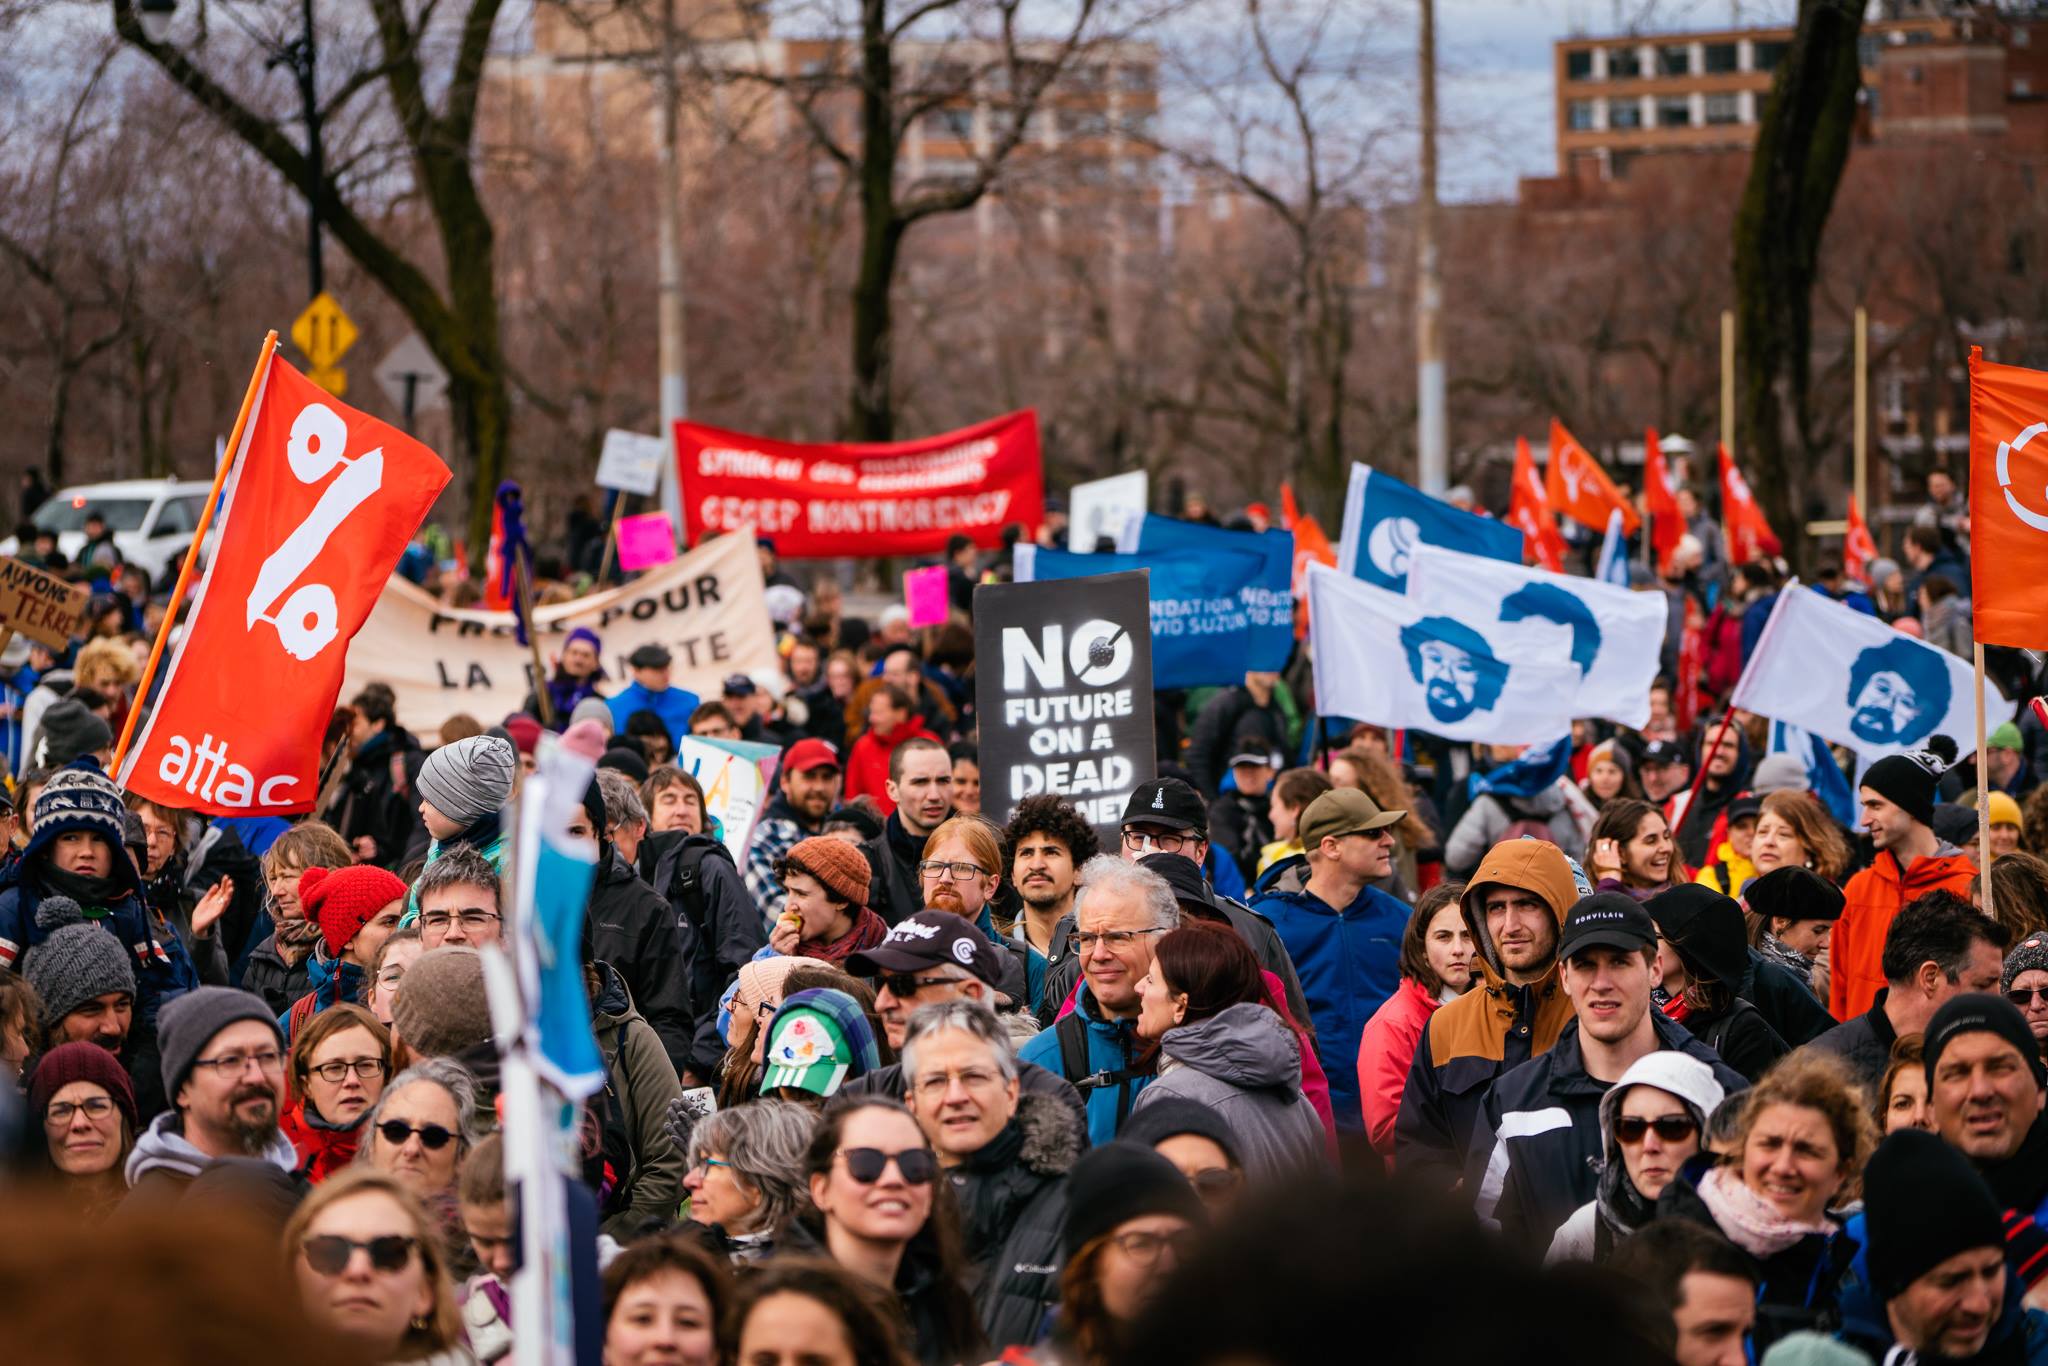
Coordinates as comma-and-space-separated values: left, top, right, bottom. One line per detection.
591, 961, 686, 1239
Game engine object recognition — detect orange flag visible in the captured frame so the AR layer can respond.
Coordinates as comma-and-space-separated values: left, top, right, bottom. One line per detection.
1281, 482, 1337, 640
1547, 419, 1640, 535
1643, 428, 1684, 571
1844, 496, 1878, 584
1717, 442, 1780, 563
1508, 436, 1566, 571
1969, 347, 2048, 646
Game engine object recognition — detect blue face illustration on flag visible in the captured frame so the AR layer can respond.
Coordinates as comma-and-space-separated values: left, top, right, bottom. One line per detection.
1498, 583, 1603, 675
1400, 616, 1509, 723
1846, 637, 1953, 747
1343, 466, 1523, 592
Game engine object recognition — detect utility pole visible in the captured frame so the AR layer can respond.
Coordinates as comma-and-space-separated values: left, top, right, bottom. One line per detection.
656, 0, 689, 535
1415, 0, 1447, 494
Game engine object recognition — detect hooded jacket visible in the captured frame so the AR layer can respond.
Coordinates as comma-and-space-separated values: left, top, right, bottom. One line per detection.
644, 829, 766, 1081
1673, 727, 1755, 868
124, 1109, 301, 1206
949, 1090, 1080, 1351
1832, 843, 1979, 1020
1545, 1050, 1730, 1264
1392, 838, 1581, 1187
325, 724, 419, 869
590, 960, 686, 1239
584, 848, 697, 1069
1249, 875, 1408, 1131
1469, 1016, 1746, 1250
844, 717, 938, 814
1444, 783, 1588, 877
1016, 979, 1148, 1146
1133, 1001, 1325, 1181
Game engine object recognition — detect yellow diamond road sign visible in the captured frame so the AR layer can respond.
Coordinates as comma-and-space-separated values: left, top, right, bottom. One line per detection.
291, 292, 359, 370
307, 365, 347, 399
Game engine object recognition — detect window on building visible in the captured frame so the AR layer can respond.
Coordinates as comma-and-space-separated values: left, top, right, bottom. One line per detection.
2015, 25, 2031, 48
1858, 34, 1879, 66
1704, 91, 1741, 124
2018, 76, 2035, 97
1754, 41, 1789, 71
1659, 44, 1691, 76
1658, 96, 1692, 127
1608, 46, 1641, 78
1610, 150, 1638, 179
1704, 42, 1739, 73
1567, 99, 1597, 131
1609, 98, 1643, 128
1566, 48, 1594, 81
925, 107, 975, 141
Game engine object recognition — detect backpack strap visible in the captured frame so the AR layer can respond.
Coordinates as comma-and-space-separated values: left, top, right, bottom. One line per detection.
1058, 1012, 1145, 1129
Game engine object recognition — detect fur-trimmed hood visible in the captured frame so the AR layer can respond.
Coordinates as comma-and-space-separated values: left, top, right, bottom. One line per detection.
1011, 1088, 1083, 1178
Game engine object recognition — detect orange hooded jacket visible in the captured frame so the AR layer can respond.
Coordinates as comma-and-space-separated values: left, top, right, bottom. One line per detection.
1829, 845, 1978, 1021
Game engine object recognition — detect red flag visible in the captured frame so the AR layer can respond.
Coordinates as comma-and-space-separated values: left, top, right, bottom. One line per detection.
1717, 442, 1780, 563
1675, 597, 1704, 735
1969, 348, 2048, 647
1844, 496, 1878, 584
120, 345, 451, 815
1643, 428, 1684, 571
482, 500, 510, 610
1546, 420, 1641, 535
1280, 482, 1337, 641
1508, 436, 1567, 571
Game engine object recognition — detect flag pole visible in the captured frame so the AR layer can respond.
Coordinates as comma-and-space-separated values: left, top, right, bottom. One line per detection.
1977, 642, 1996, 918
113, 330, 276, 774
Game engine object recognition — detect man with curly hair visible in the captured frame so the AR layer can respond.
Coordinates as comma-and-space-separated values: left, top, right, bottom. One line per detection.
1004, 795, 1100, 972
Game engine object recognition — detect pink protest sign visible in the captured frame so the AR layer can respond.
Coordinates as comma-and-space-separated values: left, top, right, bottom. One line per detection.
904, 564, 950, 628
617, 512, 678, 572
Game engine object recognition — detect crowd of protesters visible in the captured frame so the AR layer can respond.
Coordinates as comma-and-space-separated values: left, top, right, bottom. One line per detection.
9, 469, 2048, 1366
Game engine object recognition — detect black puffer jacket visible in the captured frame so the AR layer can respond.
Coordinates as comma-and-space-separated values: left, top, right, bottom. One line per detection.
583, 848, 696, 1069
1742, 949, 1835, 1047
948, 1091, 1080, 1351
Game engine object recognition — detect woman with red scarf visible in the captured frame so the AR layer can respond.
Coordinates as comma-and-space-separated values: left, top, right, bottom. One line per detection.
766, 836, 888, 966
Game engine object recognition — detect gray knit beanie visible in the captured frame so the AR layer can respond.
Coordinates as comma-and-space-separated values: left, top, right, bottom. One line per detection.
33, 697, 113, 769
21, 896, 137, 1030
157, 986, 282, 1099
389, 947, 494, 1058
2005, 933, 2048, 995
416, 736, 517, 829
570, 697, 615, 736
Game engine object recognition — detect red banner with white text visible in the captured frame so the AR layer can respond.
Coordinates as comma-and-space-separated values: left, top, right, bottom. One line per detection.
676, 411, 1043, 558
120, 348, 451, 815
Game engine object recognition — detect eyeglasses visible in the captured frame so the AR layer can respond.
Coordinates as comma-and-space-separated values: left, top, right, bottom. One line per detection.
191, 1048, 285, 1078
301, 1234, 418, 1276
838, 1146, 937, 1186
691, 1155, 733, 1174
1109, 1228, 1199, 1266
1613, 1115, 1699, 1145
419, 909, 501, 932
1074, 927, 1168, 953
1122, 830, 1196, 856
917, 860, 988, 882
1189, 1167, 1241, 1200
44, 1096, 117, 1128
2011, 987, 2048, 1007
911, 1067, 1004, 1099
307, 1057, 388, 1084
878, 971, 963, 999
377, 1120, 457, 1150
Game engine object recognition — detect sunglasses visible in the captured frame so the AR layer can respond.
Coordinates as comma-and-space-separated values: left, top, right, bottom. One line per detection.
839, 1146, 937, 1186
378, 1120, 457, 1150
878, 972, 961, 999
2012, 987, 2048, 1007
1613, 1115, 1698, 1145
301, 1234, 417, 1276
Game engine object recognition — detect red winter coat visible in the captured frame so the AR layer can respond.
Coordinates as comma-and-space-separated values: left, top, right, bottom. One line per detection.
1359, 976, 1443, 1157
842, 717, 937, 815
281, 1101, 364, 1184
1830, 845, 1979, 1021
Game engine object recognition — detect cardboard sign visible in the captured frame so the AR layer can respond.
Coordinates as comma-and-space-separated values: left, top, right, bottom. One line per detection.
596, 429, 668, 497
616, 512, 678, 572
973, 571, 1155, 838
1067, 471, 1147, 551
0, 556, 88, 649
903, 564, 950, 628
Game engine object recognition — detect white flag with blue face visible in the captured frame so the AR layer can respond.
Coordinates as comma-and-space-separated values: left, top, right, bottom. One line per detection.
1306, 563, 1580, 742
1732, 585, 2015, 759
1405, 544, 1668, 729
1336, 463, 1524, 593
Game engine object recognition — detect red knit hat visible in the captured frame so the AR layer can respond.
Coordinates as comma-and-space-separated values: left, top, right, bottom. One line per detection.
28, 1039, 138, 1131
300, 865, 409, 958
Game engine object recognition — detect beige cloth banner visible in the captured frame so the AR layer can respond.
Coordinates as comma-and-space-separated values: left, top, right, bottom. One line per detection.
342, 532, 778, 736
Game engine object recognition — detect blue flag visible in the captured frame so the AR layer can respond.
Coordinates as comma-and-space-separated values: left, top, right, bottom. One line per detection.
1117, 515, 1295, 671
1015, 544, 1262, 689
1769, 720, 1859, 828
1595, 508, 1630, 587
1337, 463, 1523, 593
1468, 733, 1574, 802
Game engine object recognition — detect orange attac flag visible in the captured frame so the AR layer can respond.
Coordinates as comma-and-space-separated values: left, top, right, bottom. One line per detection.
1280, 482, 1337, 640
1546, 419, 1640, 536
1507, 436, 1567, 571
1717, 442, 1780, 563
1844, 496, 1878, 584
1969, 347, 2048, 646
1643, 428, 1685, 572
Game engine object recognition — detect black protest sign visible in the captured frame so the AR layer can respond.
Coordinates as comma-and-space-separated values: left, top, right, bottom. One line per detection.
974, 570, 1155, 838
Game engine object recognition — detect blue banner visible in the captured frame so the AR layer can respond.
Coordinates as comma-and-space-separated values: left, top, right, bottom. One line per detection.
1016, 544, 1262, 689
1337, 464, 1524, 593
1467, 733, 1574, 801
1120, 515, 1295, 671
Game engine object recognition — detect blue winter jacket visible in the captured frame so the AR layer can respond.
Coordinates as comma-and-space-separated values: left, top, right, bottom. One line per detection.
1249, 880, 1407, 1130
606, 682, 701, 751
1018, 980, 1148, 1146
0, 850, 198, 1026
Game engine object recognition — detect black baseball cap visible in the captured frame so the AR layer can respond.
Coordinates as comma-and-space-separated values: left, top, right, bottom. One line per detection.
1726, 793, 1764, 826
847, 911, 1004, 986
722, 673, 758, 697
1137, 852, 1216, 912
1122, 778, 1207, 835
1557, 892, 1658, 961
627, 643, 672, 670
1639, 740, 1687, 768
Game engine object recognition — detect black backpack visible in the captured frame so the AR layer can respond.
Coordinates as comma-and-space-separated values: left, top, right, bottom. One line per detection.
1051, 1011, 1144, 1131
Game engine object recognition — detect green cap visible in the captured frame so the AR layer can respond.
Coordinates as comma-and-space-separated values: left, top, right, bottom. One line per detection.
1299, 787, 1404, 849
1989, 721, 2024, 752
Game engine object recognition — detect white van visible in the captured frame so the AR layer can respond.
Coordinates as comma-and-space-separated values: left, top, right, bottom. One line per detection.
0, 478, 214, 581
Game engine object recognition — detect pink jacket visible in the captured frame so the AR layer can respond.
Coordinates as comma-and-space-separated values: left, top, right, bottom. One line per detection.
1358, 976, 1442, 1157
